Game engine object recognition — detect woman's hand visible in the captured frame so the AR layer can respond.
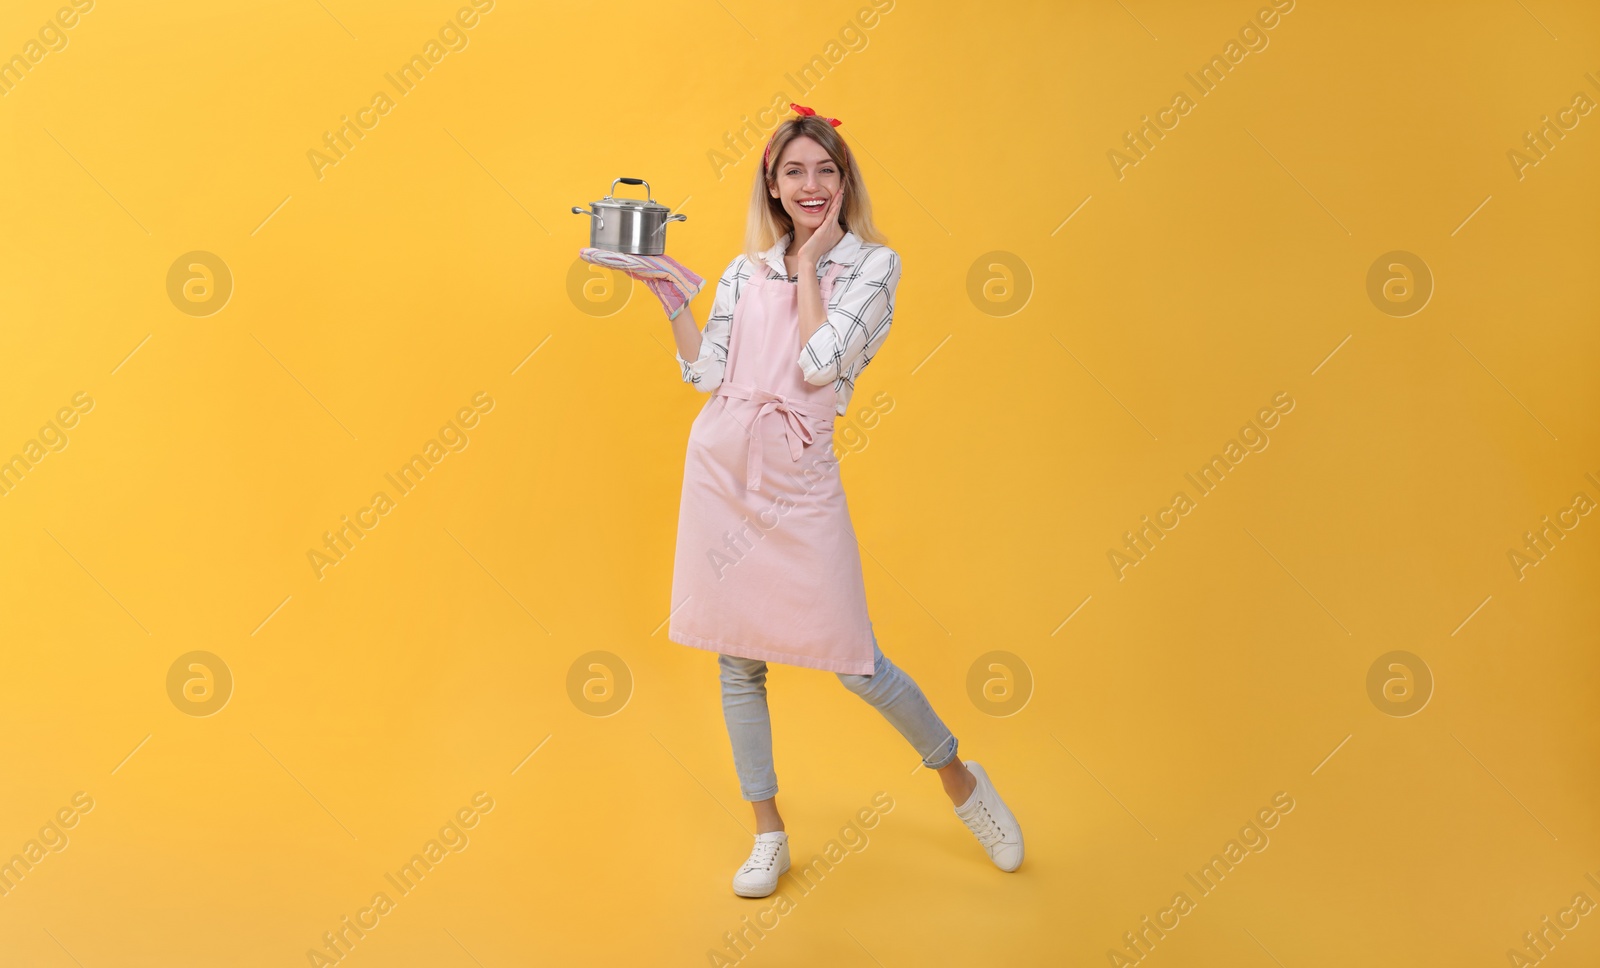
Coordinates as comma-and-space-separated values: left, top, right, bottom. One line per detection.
796, 185, 845, 268
577, 249, 703, 321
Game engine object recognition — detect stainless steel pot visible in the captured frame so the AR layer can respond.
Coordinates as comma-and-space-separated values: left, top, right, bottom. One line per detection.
571, 177, 687, 256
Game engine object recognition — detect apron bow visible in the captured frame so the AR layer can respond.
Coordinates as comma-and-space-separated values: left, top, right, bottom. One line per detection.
713, 382, 834, 491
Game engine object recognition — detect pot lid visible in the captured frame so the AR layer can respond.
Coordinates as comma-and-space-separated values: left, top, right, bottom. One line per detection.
590, 177, 669, 213
593, 196, 670, 212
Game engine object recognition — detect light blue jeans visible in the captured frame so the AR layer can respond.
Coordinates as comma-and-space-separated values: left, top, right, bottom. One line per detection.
718, 621, 960, 801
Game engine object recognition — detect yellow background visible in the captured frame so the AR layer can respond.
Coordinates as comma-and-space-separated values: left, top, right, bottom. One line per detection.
1, 0, 1597, 965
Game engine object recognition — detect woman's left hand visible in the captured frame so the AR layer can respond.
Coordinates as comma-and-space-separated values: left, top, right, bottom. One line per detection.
797, 185, 845, 267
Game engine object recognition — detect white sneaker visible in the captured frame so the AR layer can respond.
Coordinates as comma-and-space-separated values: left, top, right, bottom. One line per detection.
731, 830, 790, 897
953, 761, 1024, 871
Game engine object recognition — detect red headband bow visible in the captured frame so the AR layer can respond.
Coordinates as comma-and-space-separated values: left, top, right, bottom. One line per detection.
762, 102, 844, 175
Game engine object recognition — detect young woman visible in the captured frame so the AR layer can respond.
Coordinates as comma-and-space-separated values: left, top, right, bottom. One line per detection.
643, 103, 1023, 897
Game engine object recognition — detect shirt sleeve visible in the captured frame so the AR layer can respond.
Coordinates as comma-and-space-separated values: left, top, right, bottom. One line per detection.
676, 255, 744, 392
797, 246, 901, 387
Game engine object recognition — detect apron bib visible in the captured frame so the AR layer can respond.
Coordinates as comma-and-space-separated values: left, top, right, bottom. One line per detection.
667, 259, 875, 675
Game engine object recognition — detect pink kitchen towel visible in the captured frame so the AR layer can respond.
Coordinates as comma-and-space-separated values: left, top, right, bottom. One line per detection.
579, 248, 704, 320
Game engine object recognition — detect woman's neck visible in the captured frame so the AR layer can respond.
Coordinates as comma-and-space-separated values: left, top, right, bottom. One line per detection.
789, 224, 815, 256
784, 225, 821, 275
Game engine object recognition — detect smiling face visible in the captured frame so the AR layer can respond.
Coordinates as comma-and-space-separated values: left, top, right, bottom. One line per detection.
769, 135, 843, 230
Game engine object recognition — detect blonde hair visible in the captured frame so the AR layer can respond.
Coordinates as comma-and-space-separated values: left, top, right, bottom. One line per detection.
743, 114, 888, 264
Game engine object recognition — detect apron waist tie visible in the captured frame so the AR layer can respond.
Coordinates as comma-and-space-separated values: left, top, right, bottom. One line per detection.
714, 382, 835, 491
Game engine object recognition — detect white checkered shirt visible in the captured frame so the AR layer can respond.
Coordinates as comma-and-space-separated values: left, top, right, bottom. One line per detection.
675, 231, 901, 416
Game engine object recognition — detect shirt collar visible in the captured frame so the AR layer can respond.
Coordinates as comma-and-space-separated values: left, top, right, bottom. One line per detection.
759, 230, 863, 277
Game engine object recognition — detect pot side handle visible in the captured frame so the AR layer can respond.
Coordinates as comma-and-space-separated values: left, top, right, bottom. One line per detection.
649, 212, 688, 237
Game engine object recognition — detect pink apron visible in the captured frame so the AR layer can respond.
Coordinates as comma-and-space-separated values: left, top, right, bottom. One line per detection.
668, 259, 876, 675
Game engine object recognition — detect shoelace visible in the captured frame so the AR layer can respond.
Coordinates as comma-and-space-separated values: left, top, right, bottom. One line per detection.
960, 799, 1006, 848
741, 838, 784, 873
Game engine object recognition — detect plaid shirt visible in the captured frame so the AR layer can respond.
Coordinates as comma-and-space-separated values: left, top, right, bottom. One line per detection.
675, 231, 901, 416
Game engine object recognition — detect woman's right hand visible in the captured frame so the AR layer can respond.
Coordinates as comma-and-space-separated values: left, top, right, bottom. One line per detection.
578, 248, 702, 321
